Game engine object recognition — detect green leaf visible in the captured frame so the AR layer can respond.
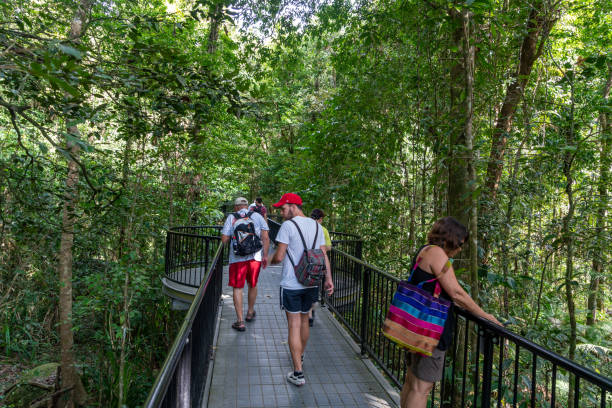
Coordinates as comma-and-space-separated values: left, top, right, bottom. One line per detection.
56, 147, 73, 161
58, 44, 83, 59
175, 74, 186, 87
48, 76, 80, 98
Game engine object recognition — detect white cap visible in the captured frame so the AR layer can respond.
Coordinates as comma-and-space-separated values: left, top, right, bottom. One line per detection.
234, 197, 248, 205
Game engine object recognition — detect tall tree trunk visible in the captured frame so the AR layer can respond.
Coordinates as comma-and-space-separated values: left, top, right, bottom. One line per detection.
117, 136, 144, 406
562, 76, 577, 408
447, 8, 469, 233
463, 9, 479, 304
480, 1, 557, 265
408, 145, 416, 255
588, 65, 611, 325
57, 2, 91, 406
482, 1, 557, 202
207, 1, 223, 54
420, 152, 426, 235
444, 10, 474, 408
500, 140, 525, 316
424, 19, 444, 219
118, 137, 133, 259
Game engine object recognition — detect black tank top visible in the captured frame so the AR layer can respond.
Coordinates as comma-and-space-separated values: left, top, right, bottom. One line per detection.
407, 245, 455, 350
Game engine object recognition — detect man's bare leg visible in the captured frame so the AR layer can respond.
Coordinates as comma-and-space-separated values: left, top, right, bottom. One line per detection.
300, 313, 309, 350
233, 287, 244, 322
247, 285, 257, 316
286, 312, 304, 372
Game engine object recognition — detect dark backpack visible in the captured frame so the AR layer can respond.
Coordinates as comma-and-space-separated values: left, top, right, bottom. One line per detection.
231, 211, 263, 256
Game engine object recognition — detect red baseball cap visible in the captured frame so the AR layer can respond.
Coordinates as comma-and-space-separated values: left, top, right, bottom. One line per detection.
272, 193, 303, 207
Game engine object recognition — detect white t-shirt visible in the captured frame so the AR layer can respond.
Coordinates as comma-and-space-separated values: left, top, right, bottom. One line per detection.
221, 209, 269, 264
276, 216, 326, 289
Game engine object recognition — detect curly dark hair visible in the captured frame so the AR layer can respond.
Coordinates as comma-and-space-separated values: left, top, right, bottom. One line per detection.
310, 208, 325, 220
427, 216, 468, 252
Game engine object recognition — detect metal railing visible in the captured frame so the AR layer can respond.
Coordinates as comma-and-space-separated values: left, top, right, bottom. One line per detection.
145, 231, 224, 407
268, 217, 281, 243
152, 220, 611, 407
267, 218, 363, 259
164, 226, 227, 287
325, 247, 612, 408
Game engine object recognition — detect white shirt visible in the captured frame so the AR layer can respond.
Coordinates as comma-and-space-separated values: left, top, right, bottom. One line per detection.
221, 209, 269, 264
276, 216, 326, 289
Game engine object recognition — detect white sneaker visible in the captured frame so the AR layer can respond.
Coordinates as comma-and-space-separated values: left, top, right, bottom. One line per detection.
287, 371, 305, 386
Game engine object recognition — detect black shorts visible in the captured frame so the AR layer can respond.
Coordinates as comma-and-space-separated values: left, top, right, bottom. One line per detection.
280, 287, 319, 314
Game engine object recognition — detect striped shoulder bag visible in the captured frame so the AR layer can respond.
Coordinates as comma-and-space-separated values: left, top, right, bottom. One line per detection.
382, 246, 451, 356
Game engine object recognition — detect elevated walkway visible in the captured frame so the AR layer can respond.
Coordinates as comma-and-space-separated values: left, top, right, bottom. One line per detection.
147, 221, 612, 408
206, 261, 398, 408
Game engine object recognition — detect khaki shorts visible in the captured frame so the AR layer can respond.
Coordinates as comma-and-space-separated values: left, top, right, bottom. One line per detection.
407, 347, 446, 383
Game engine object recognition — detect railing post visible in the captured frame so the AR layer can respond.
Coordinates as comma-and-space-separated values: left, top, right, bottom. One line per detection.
356, 239, 363, 260
480, 328, 495, 408
165, 231, 171, 276
176, 332, 192, 408
323, 245, 335, 308
205, 238, 209, 271
359, 263, 369, 356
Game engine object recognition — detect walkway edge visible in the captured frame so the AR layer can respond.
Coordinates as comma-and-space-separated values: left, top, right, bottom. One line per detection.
200, 296, 225, 408
321, 306, 400, 407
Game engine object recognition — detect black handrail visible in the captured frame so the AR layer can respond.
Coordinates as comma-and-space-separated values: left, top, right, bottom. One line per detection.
153, 221, 611, 408
326, 247, 612, 408
267, 218, 362, 259
165, 226, 228, 287
145, 236, 224, 407
268, 218, 281, 243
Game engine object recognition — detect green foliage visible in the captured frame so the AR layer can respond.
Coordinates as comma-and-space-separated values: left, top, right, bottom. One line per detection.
1, 0, 611, 405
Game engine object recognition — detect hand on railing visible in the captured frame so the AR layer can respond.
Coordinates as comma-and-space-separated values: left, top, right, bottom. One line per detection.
484, 313, 504, 327
325, 279, 334, 296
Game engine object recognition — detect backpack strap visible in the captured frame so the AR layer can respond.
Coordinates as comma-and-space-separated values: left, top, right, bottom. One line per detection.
286, 219, 316, 268
311, 222, 319, 249
231, 212, 243, 225
289, 219, 308, 252
231, 211, 252, 226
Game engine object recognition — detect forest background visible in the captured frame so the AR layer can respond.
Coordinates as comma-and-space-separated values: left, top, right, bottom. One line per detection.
0, 0, 610, 405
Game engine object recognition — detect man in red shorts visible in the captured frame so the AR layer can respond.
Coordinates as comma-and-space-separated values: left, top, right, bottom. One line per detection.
221, 197, 270, 331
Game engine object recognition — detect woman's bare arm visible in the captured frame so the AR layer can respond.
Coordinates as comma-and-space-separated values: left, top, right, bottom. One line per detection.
423, 246, 502, 326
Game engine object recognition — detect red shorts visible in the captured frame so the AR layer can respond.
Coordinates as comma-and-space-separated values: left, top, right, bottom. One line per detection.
228, 260, 262, 288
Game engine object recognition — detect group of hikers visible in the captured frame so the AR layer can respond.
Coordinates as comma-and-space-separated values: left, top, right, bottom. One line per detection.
220, 193, 501, 408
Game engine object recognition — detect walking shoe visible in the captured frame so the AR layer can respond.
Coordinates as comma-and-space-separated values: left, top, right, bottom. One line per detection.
287, 371, 305, 386
231, 321, 246, 331
245, 310, 256, 322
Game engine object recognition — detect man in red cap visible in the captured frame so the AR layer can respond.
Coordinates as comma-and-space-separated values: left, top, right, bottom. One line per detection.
270, 193, 334, 386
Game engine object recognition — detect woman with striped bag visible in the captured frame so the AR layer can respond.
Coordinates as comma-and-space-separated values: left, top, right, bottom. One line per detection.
385, 217, 502, 408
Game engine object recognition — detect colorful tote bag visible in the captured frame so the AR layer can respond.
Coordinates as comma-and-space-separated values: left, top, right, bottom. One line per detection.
382, 247, 451, 356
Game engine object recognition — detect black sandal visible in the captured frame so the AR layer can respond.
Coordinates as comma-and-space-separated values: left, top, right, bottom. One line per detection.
232, 321, 246, 331
245, 311, 256, 322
